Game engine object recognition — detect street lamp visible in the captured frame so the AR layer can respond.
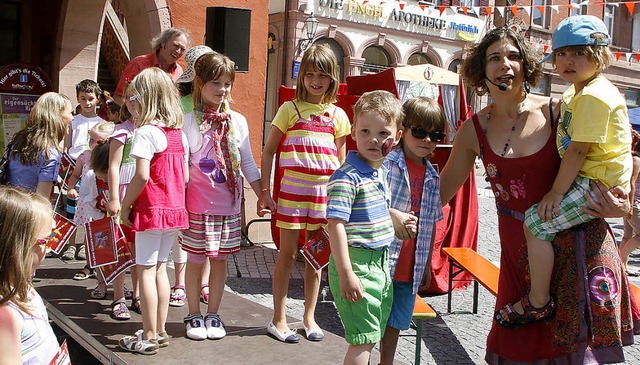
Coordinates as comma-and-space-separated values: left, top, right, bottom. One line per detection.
298, 13, 319, 55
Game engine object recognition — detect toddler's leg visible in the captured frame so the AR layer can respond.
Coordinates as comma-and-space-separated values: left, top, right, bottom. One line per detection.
185, 255, 204, 315
156, 261, 170, 336
207, 257, 227, 314
344, 343, 376, 365
271, 228, 301, 333
524, 226, 553, 308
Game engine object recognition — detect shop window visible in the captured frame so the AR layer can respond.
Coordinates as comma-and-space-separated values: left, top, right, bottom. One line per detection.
625, 89, 640, 109
407, 53, 432, 66
571, 0, 588, 16
532, 0, 551, 29
315, 38, 345, 82
362, 46, 391, 74
530, 74, 550, 96
604, 4, 616, 43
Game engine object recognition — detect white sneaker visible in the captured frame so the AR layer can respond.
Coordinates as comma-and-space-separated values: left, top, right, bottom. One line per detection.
118, 330, 159, 355
204, 313, 226, 340
184, 314, 207, 340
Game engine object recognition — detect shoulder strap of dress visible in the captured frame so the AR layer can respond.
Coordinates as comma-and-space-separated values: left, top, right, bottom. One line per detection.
291, 100, 302, 119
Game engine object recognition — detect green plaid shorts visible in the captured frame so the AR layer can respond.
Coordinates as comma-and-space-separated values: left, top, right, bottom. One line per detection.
525, 176, 596, 241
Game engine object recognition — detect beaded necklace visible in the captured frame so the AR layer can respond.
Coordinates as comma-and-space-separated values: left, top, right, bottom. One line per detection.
483, 98, 527, 157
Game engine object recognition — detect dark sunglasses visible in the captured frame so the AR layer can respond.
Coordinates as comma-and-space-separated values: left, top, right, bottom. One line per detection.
407, 126, 445, 142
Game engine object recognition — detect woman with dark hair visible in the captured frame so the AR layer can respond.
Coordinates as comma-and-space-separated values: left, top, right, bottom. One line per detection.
440, 26, 636, 364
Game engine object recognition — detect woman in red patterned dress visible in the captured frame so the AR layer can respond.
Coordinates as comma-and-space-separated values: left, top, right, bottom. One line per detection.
440, 26, 637, 364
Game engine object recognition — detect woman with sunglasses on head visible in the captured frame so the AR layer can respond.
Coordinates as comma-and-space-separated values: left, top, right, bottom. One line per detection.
380, 96, 445, 364
0, 186, 65, 364
439, 26, 636, 364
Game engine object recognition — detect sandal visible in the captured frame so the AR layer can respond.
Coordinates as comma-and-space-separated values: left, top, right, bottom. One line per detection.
131, 297, 142, 314
91, 283, 107, 300
495, 295, 556, 329
73, 265, 95, 281
111, 299, 131, 320
169, 285, 186, 307
200, 284, 209, 304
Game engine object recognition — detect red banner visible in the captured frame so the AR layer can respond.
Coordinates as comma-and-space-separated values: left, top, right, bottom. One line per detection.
299, 229, 331, 271
85, 217, 118, 268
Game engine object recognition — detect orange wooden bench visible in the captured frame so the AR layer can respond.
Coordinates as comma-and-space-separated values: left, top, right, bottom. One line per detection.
410, 295, 436, 365
630, 282, 640, 305
442, 247, 499, 313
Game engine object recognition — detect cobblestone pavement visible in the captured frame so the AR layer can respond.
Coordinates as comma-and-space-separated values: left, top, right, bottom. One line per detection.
225, 172, 640, 365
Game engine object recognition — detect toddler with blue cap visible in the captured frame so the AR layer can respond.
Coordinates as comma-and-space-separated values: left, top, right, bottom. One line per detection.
497, 15, 633, 329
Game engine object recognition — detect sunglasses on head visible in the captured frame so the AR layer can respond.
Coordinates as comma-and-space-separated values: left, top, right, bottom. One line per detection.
35, 231, 57, 248
407, 126, 445, 142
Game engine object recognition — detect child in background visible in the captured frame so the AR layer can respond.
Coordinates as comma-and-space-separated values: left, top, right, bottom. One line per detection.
62, 79, 106, 259
180, 52, 262, 340
79, 137, 132, 320
0, 187, 62, 364
98, 90, 114, 121
106, 96, 141, 314
5, 92, 73, 197
118, 67, 189, 355
379, 97, 445, 364
71, 121, 115, 281
258, 44, 351, 343
499, 15, 632, 328
326, 90, 403, 365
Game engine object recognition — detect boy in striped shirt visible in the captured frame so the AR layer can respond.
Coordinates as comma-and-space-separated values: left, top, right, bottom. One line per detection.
326, 90, 404, 365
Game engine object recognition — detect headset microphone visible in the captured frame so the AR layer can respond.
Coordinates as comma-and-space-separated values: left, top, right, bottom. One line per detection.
486, 79, 508, 91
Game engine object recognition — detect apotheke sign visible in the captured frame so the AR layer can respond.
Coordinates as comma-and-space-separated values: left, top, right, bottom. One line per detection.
316, 0, 484, 41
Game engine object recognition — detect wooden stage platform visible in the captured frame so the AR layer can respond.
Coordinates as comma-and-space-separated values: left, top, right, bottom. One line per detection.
34, 257, 393, 365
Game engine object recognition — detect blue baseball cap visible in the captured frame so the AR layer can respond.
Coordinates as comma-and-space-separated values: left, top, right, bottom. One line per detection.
541, 15, 610, 63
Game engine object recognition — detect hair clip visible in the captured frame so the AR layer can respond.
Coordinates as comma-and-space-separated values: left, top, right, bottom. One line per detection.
96, 138, 104, 144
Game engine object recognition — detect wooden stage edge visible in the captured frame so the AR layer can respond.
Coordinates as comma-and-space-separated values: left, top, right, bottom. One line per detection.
35, 258, 397, 365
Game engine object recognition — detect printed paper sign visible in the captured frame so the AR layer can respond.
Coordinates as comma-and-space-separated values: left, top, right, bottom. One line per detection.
99, 223, 135, 285
85, 217, 118, 268
49, 213, 78, 255
57, 152, 75, 189
299, 228, 331, 271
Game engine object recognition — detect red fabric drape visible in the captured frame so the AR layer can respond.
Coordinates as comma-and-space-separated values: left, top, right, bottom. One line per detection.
272, 72, 478, 295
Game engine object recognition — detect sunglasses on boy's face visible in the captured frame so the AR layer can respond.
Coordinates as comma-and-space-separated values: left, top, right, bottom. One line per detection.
406, 126, 445, 142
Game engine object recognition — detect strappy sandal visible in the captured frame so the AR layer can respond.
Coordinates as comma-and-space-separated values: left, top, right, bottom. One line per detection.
131, 297, 142, 314
123, 286, 133, 300
73, 265, 95, 281
200, 284, 209, 304
495, 294, 556, 329
111, 299, 131, 321
91, 282, 107, 299
169, 285, 186, 307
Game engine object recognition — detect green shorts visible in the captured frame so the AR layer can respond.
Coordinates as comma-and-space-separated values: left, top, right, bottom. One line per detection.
329, 246, 393, 345
525, 176, 595, 241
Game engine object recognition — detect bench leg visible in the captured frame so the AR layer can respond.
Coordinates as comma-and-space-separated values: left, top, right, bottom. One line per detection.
415, 319, 422, 365
473, 280, 478, 314
447, 258, 454, 313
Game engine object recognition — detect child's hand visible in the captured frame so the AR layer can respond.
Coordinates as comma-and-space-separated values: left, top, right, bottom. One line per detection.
340, 271, 364, 302
390, 209, 418, 240
257, 192, 276, 217
67, 188, 79, 199
537, 191, 563, 222
106, 200, 121, 217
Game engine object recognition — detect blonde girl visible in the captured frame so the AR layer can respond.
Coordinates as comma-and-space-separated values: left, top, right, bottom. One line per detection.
180, 52, 262, 340
6, 92, 73, 197
118, 67, 189, 355
106, 95, 141, 314
258, 44, 351, 343
0, 186, 61, 364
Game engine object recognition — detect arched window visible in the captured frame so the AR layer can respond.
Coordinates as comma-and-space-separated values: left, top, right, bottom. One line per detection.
448, 59, 462, 74
407, 52, 432, 65
315, 37, 345, 82
362, 46, 390, 74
